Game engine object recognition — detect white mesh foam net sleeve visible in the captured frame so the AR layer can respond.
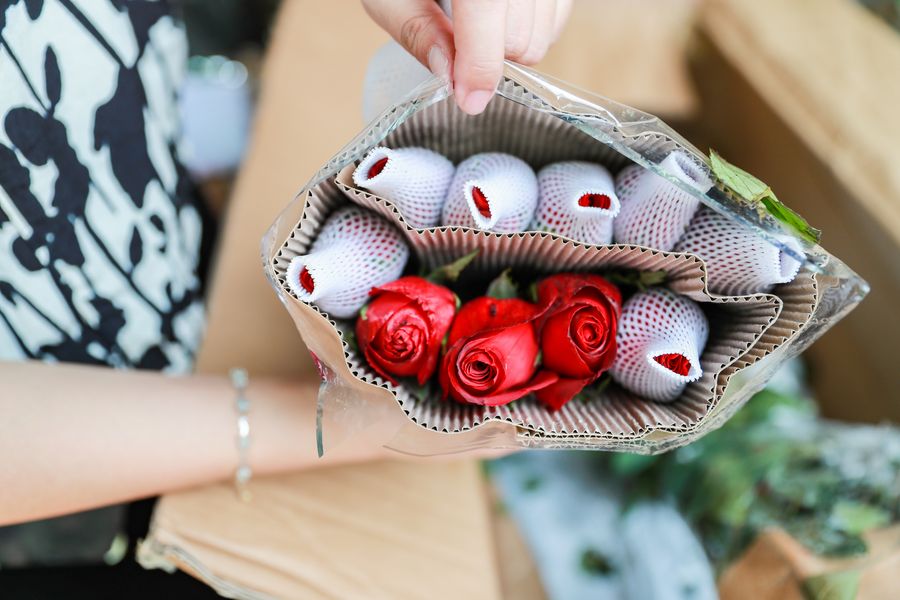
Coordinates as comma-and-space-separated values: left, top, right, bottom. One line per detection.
610, 288, 709, 403
532, 161, 621, 245
360, 0, 452, 123
286, 207, 410, 319
675, 208, 804, 296
442, 152, 538, 232
362, 41, 431, 124
613, 151, 714, 251
353, 146, 455, 229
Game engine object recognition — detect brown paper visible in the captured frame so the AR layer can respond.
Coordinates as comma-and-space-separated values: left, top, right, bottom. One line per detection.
139, 462, 502, 600
717, 526, 900, 600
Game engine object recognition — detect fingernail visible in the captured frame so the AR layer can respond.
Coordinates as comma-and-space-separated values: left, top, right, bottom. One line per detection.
460, 89, 492, 115
428, 46, 450, 82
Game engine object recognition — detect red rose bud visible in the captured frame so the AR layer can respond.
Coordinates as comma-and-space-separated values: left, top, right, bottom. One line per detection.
439, 297, 557, 406
533, 274, 621, 411
356, 277, 457, 385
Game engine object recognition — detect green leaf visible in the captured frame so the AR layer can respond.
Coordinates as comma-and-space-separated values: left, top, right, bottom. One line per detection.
709, 149, 820, 243
527, 281, 539, 303
577, 375, 612, 402
486, 268, 519, 299
359, 305, 368, 321
786, 518, 868, 558
802, 570, 861, 600
637, 270, 667, 291
533, 350, 543, 368
407, 379, 432, 402
580, 548, 616, 576
592, 375, 612, 396
523, 476, 543, 492
604, 269, 667, 291
610, 452, 658, 476
709, 149, 773, 205
343, 328, 359, 354
761, 196, 822, 244
830, 500, 890, 536
426, 249, 480, 284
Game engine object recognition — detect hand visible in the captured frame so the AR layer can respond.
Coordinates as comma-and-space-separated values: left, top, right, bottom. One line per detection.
362, 0, 573, 115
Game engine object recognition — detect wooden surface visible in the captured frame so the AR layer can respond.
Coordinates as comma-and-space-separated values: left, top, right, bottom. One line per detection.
690, 0, 900, 420
537, 0, 700, 119
488, 486, 548, 600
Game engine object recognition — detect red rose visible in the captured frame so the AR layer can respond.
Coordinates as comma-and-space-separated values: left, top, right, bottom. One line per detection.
439, 297, 557, 406
356, 276, 456, 385
533, 274, 621, 410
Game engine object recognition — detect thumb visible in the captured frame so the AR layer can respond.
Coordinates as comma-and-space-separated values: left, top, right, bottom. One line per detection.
362, 0, 454, 82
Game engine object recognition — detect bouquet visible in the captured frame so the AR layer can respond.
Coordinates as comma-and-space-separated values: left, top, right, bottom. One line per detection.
263, 64, 866, 455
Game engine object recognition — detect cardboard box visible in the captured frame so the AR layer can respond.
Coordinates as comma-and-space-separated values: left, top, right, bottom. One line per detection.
689, 0, 900, 420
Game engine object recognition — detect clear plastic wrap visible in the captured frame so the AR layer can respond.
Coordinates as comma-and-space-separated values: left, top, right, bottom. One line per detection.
262, 63, 868, 457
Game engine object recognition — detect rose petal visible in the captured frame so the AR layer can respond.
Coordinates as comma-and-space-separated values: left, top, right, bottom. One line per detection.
449, 369, 558, 406
540, 307, 593, 378
537, 273, 622, 314
374, 277, 456, 332
448, 297, 540, 346
365, 277, 458, 384
534, 376, 593, 411
440, 322, 548, 406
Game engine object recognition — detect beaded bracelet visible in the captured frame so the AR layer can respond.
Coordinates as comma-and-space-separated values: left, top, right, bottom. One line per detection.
230, 368, 252, 502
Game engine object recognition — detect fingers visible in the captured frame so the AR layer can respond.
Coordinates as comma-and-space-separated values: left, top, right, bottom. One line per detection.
504, 0, 536, 63
552, 0, 573, 40
362, 0, 455, 81
519, 0, 556, 65
363, 0, 574, 115
451, 0, 509, 115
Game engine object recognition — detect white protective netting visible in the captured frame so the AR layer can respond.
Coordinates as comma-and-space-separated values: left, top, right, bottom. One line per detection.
352, 146, 455, 229
675, 208, 804, 297
609, 288, 709, 403
286, 207, 409, 319
361, 41, 431, 124
613, 151, 713, 250
442, 152, 538, 232
532, 161, 621, 245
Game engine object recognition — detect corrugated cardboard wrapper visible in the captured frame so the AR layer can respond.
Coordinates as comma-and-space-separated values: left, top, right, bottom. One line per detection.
263, 64, 867, 455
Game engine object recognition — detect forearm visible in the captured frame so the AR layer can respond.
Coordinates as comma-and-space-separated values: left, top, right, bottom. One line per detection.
0, 361, 381, 525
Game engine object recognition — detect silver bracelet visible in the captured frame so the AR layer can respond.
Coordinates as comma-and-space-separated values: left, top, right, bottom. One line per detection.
230, 368, 252, 502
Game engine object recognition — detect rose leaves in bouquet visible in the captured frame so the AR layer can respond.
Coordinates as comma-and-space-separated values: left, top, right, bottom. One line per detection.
439, 297, 557, 406
356, 277, 457, 385
533, 274, 622, 410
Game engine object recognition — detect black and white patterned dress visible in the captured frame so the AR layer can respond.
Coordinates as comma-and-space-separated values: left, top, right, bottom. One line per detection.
0, 0, 204, 373
0, 0, 209, 573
